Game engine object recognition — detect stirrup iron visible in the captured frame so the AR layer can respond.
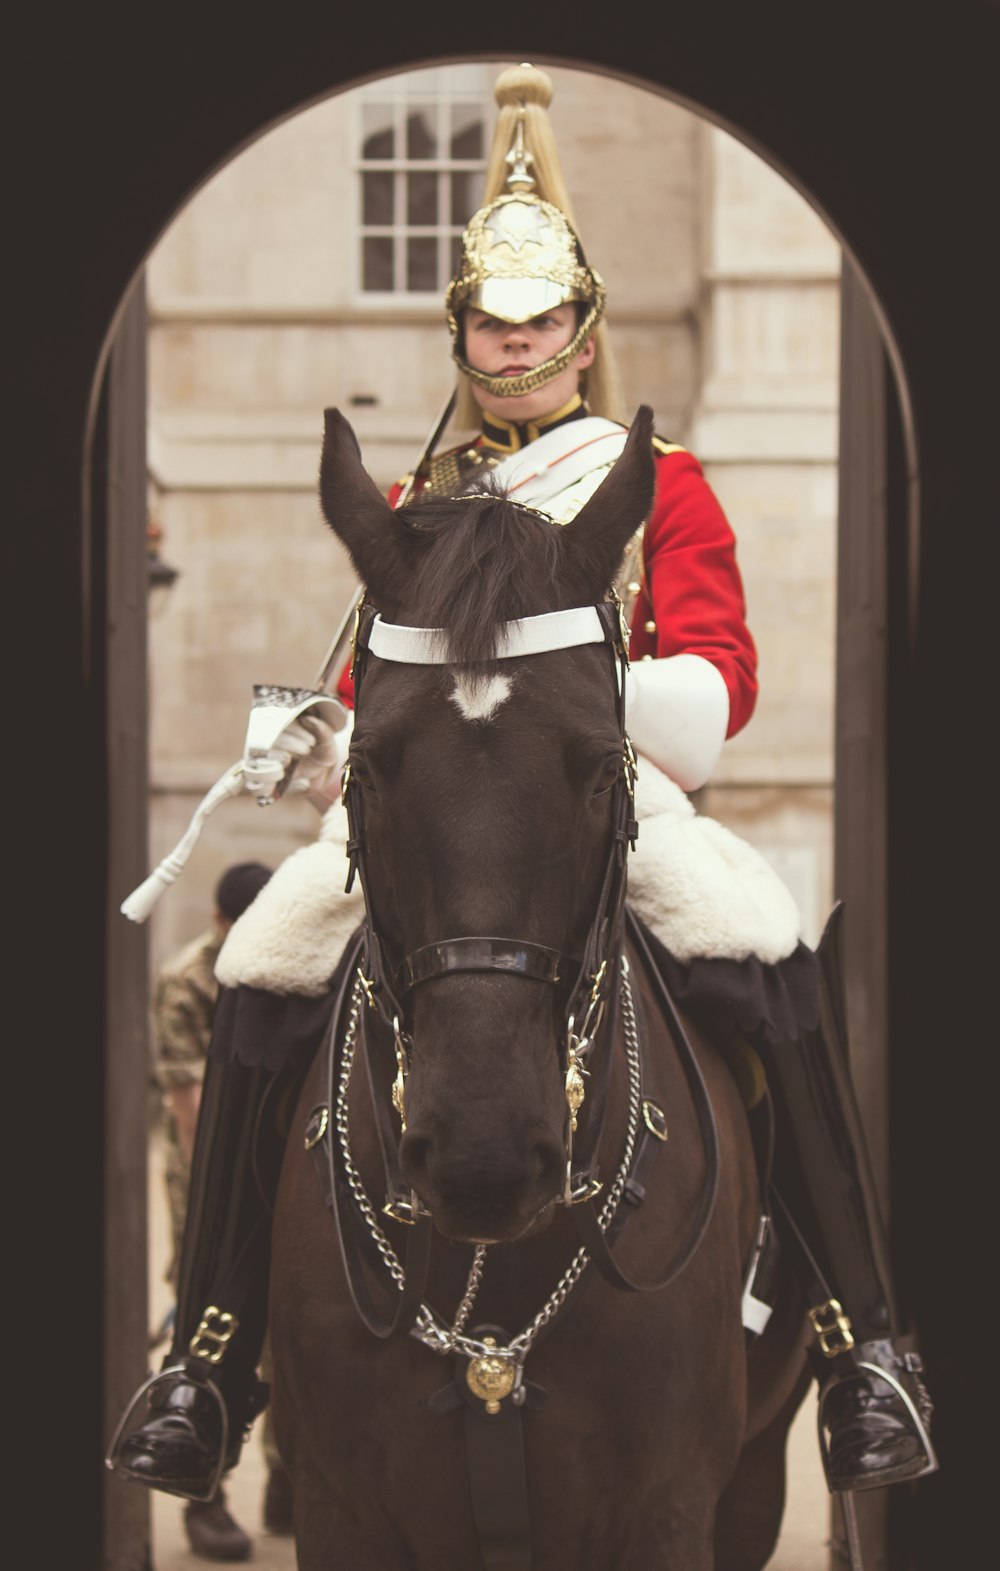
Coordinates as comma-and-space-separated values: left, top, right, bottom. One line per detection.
104, 1363, 230, 1504
817, 1356, 938, 1493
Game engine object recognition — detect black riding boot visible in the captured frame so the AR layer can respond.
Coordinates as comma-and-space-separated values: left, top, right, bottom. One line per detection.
108, 1054, 284, 1501
757, 906, 937, 1494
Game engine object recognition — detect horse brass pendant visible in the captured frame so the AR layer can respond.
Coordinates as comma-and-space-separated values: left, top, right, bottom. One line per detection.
565, 1052, 586, 1132
466, 1337, 516, 1415
392, 1030, 408, 1129
391, 1066, 407, 1129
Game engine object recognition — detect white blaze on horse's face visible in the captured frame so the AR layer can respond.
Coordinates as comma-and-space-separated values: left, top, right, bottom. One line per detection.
449, 673, 513, 723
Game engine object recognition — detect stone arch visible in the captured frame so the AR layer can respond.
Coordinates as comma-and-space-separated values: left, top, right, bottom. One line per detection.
15, 13, 992, 1569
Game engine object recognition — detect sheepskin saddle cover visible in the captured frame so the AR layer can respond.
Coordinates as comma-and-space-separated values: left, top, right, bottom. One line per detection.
216, 757, 802, 998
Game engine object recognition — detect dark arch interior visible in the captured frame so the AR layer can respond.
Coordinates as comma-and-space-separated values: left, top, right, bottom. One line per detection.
11, 9, 994, 1567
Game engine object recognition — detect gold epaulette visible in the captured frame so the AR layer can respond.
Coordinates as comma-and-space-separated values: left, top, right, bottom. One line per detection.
652, 435, 686, 458
417, 442, 498, 498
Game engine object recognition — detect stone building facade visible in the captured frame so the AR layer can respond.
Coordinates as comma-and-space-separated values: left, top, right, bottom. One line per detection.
144, 61, 841, 978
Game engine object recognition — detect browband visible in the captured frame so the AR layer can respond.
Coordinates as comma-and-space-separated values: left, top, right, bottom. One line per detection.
365, 605, 614, 666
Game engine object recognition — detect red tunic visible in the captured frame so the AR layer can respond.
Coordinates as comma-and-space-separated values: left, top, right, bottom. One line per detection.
337, 438, 757, 739
630, 445, 757, 738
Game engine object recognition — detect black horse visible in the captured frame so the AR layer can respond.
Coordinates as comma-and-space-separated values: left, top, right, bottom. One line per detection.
268, 408, 810, 1569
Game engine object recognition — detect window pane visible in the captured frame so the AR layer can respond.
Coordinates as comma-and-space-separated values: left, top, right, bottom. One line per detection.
362, 171, 394, 226
361, 104, 394, 159
406, 237, 437, 292
363, 236, 394, 292
450, 234, 464, 278
450, 171, 480, 225
449, 104, 483, 160
407, 171, 438, 226
405, 108, 436, 160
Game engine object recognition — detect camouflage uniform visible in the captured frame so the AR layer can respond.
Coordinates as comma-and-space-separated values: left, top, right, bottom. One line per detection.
153, 928, 222, 1287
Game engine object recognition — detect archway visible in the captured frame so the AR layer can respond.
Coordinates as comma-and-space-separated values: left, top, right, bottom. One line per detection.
14, 11, 993, 1570
100, 56, 901, 1570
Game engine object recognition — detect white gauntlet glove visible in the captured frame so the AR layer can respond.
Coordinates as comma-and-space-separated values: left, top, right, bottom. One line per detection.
242, 690, 351, 809
624, 654, 730, 792
274, 715, 351, 802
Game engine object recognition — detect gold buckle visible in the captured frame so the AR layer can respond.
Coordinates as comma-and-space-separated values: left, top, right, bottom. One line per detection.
356, 967, 377, 1009
608, 585, 631, 667
303, 1105, 329, 1151
348, 593, 367, 680
809, 1298, 855, 1357
382, 1197, 419, 1226
623, 735, 638, 799
189, 1306, 239, 1365
642, 1100, 669, 1141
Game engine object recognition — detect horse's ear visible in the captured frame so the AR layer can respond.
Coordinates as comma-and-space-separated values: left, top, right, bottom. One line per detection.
562, 406, 656, 595
319, 408, 411, 610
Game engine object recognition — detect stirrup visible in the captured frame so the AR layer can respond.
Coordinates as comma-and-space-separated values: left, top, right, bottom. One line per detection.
817, 1355, 938, 1493
104, 1363, 230, 1505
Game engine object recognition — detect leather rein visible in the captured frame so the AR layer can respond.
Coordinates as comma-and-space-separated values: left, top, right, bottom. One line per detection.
317, 588, 720, 1340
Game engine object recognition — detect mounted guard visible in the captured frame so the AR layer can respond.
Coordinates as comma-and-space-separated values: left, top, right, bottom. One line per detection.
107, 61, 935, 1559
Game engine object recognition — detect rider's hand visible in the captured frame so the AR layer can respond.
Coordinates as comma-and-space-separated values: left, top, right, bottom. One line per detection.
244, 713, 351, 808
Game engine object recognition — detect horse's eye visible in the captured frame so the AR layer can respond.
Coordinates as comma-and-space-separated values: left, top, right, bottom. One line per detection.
592, 758, 622, 797
349, 753, 374, 789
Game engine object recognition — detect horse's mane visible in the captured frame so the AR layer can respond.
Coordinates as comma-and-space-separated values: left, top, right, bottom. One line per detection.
396, 482, 563, 674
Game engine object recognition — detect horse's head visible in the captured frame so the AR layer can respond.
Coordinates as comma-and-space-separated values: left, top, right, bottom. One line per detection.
319, 408, 654, 1244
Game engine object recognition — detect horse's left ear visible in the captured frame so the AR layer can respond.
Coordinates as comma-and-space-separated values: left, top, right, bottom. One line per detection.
318, 408, 413, 613
562, 406, 656, 595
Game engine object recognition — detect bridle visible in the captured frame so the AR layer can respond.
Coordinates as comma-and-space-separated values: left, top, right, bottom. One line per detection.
342, 591, 638, 1210
324, 582, 719, 1344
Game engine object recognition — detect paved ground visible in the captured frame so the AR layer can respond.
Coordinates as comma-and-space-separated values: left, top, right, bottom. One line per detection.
146, 1124, 832, 1569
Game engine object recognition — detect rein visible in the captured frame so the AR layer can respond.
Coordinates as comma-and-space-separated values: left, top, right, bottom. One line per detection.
344, 596, 635, 1035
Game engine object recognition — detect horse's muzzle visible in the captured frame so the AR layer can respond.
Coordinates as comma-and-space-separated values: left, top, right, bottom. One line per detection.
399, 1126, 565, 1244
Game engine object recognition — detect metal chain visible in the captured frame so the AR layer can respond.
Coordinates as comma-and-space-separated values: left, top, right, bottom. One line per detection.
334, 955, 643, 1368
333, 979, 488, 1346
333, 982, 407, 1291
449, 1245, 489, 1340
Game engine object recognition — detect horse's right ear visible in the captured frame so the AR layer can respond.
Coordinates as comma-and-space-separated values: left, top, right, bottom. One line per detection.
561, 406, 656, 598
319, 409, 411, 611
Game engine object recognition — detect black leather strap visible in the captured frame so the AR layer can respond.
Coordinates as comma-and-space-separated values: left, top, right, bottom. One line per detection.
427, 1323, 539, 1571
402, 937, 574, 991
309, 936, 432, 1339
463, 1399, 533, 1570
569, 909, 720, 1293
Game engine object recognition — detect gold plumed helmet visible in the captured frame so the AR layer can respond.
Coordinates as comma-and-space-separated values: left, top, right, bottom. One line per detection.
446, 65, 619, 411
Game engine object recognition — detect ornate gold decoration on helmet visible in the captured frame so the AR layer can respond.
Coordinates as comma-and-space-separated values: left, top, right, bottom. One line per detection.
446, 188, 606, 399
445, 69, 607, 400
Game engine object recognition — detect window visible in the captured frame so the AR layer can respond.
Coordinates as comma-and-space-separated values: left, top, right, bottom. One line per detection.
356, 67, 490, 299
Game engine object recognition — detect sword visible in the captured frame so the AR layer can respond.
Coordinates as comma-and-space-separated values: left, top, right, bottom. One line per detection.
121, 391, 458, 924
308, 387, 458, 693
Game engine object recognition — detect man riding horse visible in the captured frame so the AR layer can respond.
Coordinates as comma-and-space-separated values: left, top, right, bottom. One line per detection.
109, 61, 934, 1522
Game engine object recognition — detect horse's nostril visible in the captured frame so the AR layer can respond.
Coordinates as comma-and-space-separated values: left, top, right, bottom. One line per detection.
530, 1139, 564, 1190
399, 1133, 430, 1180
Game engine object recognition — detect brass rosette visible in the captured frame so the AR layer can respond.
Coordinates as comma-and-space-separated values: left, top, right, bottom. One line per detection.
446, 193, 606, 398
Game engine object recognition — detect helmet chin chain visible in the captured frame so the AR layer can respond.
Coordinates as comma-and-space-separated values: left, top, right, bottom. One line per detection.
451, 295, 604, 401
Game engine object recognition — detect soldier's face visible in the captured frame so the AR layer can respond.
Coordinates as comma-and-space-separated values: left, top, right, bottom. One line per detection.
463, 306, 596, 423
